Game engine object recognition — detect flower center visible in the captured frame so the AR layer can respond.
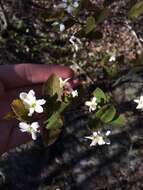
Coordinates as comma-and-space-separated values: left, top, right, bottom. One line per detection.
31, 102, 36, 108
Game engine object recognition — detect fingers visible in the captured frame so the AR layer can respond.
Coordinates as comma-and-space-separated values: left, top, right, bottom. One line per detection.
0, 64, 74, 89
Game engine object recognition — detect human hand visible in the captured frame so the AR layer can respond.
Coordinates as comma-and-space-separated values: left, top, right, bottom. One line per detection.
0, 64, 74, 155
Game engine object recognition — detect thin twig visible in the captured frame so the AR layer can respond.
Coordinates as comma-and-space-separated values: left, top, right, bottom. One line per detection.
0, 0, 9, 30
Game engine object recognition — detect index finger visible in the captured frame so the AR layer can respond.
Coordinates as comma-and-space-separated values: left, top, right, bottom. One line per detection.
0, 64, 74, 90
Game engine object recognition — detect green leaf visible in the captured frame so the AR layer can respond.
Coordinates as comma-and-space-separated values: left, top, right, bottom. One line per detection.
42, 102, 70, 146
96, 8, 110, 24
44, 102, 69, 129
44, 95, 61, 118
86, 16, 96, 34
42, 74, 61, 100
96, 105, 108, 118
93, 88, 107, 103
128, 1, 143, 19
103, 64, 118, 78
2, 112, 16, 120
44, 112, 61, 130
42, 118, 63, 146
11, 99, 28, 121
110, 115, 125, 126
96, 105, 116, 123
88, 117, 103, 130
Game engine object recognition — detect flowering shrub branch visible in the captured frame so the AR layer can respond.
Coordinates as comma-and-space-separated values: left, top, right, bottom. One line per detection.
3, 73, 125, 148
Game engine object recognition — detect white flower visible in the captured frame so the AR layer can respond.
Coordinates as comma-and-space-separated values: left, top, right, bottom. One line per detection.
71, 90, 78, 97
52, 22, 65, 32
59, 77, 70, 88
69, 35, 81, 52
59, 23, 65, 32
85, 97, 97, 112
20, 89, 46, 116
85, 130, 111, 147
109, 54, 116, 62
134, 95, 143, 109
105, 130, 111, 136
19, 122, 40, 140
58, 0, 79, 14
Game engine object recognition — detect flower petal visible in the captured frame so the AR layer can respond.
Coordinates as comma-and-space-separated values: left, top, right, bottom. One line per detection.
85, 101, 91, 106
71, 90, 78, 97
19, 122, 29, 132
105, 139, 111, 145
31, 131, 37, 140
27, 94, 36, 102
35, 105, 43, 113
37, 99, 46, 105
90, 140, 97, 146
29, 90, 35, 96
106, 130, 111, 136
31, 122, 40, 131
28, 107, 35, 116
134, 99, 139, 103
98, 138, 105, 145
93, 132, 97, 136
92, 97, 97, 103
60, 24, 65, 32
19, 92, 27, 100
67, 6, 73, 13
85, 136, 93, 140
73, 2, 79, 8
136, 104, 143, 109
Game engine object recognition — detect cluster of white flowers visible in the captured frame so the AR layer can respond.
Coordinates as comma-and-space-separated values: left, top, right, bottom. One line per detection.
85, 130, 111, 147
18, 89, 46, 140
59, 77, 78, 98
58, 0, 79, 14
134, 95, 143, 110
18, 78, 79, 140
85, 97, 97, 112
